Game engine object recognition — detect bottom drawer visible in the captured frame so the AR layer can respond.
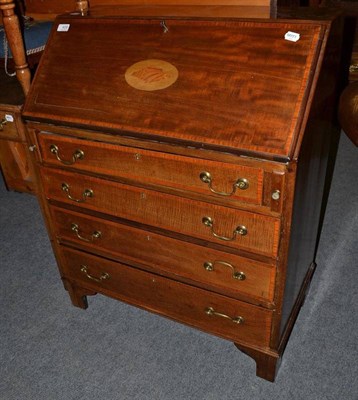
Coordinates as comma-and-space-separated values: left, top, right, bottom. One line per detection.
60, 247, 273, 348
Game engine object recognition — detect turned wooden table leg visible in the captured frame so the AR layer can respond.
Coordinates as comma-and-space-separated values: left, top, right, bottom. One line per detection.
0, 0, 31, 95
234, 343, 281, 382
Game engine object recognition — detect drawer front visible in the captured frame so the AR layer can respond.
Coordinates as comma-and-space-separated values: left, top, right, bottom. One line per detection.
42, 168, 280, 257
51, 206, 276, 302
37, 132, 264, 205
60, 247, 272, 347
0, 110, 18, 140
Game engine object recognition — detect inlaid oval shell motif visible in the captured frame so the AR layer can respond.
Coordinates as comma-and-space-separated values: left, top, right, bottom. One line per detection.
125, 59, 179, 91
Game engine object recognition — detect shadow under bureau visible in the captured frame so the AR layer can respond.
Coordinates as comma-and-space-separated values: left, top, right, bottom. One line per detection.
22, 8, 342, 382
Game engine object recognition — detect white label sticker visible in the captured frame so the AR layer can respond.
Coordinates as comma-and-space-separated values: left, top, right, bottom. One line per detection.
5, 114, 14, 122
284, 31, 300, 42
57, 24, 70, 32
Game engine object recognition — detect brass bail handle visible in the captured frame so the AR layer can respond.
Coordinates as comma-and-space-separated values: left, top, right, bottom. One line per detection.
61, 182, 93, 203
71, 223, 101, 242
80, 265, 110, 283
204, 261, 246, 281
0, 118, 7, 131
50, 144, 84, 165
349, 64, 358, 73
205, 307, 244, 325
202, 216, 247, 242
200, 171, 249, 197
160, 20, 169, 33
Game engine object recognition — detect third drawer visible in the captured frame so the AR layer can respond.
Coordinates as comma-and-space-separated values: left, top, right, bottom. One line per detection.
51, 206, 276, 303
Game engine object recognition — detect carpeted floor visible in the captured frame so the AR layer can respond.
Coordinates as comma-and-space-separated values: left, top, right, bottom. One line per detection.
0, 133, 357, 400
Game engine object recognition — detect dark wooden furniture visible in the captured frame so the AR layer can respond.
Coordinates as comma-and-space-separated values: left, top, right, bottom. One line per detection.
339, 81, 358, 145
22, 8, 342, 381
0, 70, 35, 192
322, 0, 358, 82
321, 0, 358, 145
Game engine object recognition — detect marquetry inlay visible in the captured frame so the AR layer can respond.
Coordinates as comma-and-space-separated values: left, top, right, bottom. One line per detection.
125, 59, 179, 91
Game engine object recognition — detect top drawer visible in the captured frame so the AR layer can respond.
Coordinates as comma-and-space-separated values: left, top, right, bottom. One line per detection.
36, 132, 264, 206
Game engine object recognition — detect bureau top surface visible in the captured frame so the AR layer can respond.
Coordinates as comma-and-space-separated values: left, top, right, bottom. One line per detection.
23, 13, 329, 160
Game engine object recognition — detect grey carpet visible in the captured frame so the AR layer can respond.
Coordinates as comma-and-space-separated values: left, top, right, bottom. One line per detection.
0, 133, 357, 400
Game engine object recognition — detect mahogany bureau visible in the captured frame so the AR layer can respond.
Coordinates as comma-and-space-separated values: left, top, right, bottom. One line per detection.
22, 8, 342, 382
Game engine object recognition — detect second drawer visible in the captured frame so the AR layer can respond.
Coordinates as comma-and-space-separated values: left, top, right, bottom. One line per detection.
41, 167, 281, 258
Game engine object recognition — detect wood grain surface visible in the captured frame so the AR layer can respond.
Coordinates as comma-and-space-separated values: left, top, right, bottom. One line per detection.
23, 17, 325, 160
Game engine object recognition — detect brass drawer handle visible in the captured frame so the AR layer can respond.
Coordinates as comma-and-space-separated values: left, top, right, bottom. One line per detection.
61, 182, 93, 203
80, 265, 110, 283
204, 261, 246, 281
71, 223, 101, 242
50, 144, 85, 165
205, 306, 244, 325
202, 216, 247, 241
349, 64, 358, 73
200, 171, 249, 196
0, 118, 7, 131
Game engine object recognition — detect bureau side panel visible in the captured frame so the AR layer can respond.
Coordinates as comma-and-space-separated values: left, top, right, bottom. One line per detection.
278, 16, 343, 339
